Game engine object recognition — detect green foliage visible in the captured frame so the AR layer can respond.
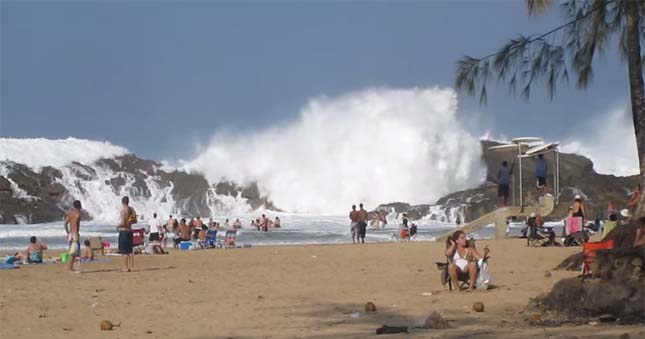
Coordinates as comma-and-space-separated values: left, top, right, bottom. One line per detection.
455, 0, 645, 103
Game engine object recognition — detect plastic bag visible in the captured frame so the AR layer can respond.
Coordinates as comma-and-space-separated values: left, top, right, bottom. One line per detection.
476, 259, 491, 290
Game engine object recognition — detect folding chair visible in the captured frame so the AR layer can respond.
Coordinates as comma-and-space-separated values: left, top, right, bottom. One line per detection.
582, 239, 614, 275
436, 238, 488, 290
220, 230, 237, 248
527, 225, 555, 247
204, 229, 217, 248
131, 229, 146, 253
89, 236, 105, 255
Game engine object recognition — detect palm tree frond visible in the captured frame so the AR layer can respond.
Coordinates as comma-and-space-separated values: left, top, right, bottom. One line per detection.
527, 0, 554, 16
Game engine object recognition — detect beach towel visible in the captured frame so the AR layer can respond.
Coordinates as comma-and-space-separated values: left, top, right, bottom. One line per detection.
0, 263, 19, 270
565, 216, 582, 235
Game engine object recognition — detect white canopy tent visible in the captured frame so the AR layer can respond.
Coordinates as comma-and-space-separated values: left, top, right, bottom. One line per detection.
488, 138, 561, 208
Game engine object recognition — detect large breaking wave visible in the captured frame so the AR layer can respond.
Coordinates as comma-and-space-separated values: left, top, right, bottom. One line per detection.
0, 137, 128, 169
185, 87, 486, 213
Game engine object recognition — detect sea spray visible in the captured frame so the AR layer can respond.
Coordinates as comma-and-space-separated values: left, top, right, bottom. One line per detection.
185, 87, 486, 213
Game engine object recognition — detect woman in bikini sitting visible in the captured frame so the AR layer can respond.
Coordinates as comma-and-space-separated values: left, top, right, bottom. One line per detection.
445, 230, 483, 292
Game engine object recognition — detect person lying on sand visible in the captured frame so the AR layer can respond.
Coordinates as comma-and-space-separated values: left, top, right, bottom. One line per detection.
445, 230, 484, 292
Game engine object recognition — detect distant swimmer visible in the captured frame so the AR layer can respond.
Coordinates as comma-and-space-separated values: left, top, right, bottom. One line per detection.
233, 219, 242, 228
274, 217, 281, 228
357, 203, 368, 244
63, 200, 82, 272
370, 211, 387, 229
349, 205, 358, 244
117, 196, 137, 272
261, 214, 269, 232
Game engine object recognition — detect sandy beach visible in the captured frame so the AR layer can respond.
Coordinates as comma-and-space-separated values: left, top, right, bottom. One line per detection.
1, 239, 643, 339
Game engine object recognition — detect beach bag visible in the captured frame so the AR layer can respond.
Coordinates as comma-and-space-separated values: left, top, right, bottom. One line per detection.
127, 207, 138, 225
565, 216, 582, 235
476, 259, 491, 290
564, 230, 588, 247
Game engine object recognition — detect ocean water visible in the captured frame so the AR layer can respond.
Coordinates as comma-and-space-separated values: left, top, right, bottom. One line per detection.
0, 213, 559, 252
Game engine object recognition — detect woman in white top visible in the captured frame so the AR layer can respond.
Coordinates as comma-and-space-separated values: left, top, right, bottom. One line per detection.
445, 230, 483, 292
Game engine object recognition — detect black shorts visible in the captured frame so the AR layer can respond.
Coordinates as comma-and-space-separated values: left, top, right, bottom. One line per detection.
537, 176, 546, 187
498, 184, 509, 198
118, 230, 133, 254
149, 232, 160, 242
358, 222, 367, 237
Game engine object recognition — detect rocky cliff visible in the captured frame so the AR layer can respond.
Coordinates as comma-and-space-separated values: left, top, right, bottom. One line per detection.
375, 140, 639, 223
1, 140, 638, 224
0, 154, 276, 224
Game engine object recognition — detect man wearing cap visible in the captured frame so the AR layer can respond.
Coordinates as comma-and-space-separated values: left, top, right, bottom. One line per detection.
620, 209, 632, 226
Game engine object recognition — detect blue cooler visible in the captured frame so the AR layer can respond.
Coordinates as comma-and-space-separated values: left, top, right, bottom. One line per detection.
180, 241, 192, 250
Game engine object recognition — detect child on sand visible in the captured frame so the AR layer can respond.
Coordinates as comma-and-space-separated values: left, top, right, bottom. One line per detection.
80, 239, 94, 262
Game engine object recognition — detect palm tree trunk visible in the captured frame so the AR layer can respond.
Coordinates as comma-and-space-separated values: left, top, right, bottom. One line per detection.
625, 1, 645, 218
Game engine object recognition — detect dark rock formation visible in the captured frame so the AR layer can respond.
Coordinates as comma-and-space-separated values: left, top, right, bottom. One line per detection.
375, 140, 639, 224
1, 139, 638, 224
1, 153, 278, 224
534, 246, 644, 324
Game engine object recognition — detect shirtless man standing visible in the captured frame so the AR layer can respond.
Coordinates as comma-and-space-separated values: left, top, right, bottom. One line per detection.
357, 203, 368, 244
349, 205, 359, 244
117, 196, 136, 272
64, 200, 82, 272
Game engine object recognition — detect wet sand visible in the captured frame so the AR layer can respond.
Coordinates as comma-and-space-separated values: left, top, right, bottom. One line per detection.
1, 239, 643, 339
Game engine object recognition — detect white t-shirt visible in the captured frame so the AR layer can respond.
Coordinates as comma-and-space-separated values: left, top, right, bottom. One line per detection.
148, 217, 162, 234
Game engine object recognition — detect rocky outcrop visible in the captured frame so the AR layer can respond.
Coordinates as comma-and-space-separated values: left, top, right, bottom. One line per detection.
0, 153, 278, 224
0, 163, 69, 224
1, 139, 638, 224
375, 140, 639, 223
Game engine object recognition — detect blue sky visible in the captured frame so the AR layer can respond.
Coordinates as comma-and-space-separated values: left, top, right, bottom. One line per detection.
0, 1, 633, 163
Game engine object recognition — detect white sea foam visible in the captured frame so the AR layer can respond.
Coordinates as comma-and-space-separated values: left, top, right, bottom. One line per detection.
0, 137, 128, 170
561, 107, 639, 176
185, 87, 486, 214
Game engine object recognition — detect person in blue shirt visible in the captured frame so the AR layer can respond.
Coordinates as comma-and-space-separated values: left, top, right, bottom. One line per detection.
497, 161, 515, 207
534, 154, 548, 196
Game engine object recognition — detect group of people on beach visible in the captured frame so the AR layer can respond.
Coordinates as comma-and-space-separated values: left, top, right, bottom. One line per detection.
143, 213, 282, 250
496, 154, 551, 207
55, 196, 286, 272
349, 204, 368, 244
50, 196, 137, 272
348, 204, 419, 243
397, 214, 418, 242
